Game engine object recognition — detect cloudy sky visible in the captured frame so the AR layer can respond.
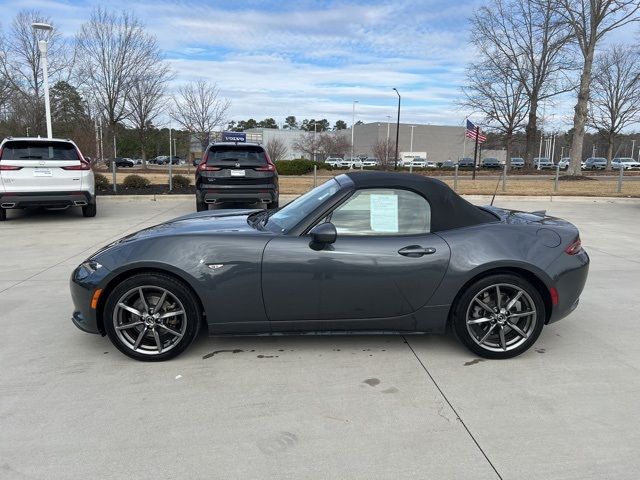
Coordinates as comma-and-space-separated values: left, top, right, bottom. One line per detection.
1, 0, 637, 128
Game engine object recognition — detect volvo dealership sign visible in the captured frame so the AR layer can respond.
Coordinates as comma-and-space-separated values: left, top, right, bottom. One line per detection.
221, 132, 246, 143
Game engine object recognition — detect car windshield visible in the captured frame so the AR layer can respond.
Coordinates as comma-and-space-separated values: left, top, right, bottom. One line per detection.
0, 140, 79, 160
206, 145, 267, 167
261, 179, 340, 233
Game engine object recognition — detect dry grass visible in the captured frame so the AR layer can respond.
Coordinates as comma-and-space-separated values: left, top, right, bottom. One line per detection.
100, 170, 639, 197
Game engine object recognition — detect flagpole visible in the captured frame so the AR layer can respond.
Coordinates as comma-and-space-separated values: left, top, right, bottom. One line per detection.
462, 117, 467, 160
472, 125, 480, 180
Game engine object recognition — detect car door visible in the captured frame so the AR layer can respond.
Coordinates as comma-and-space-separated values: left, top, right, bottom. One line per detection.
262, 188, 451, 331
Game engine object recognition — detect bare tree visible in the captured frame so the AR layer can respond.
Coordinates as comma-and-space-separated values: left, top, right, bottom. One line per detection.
127, 63, 172, 166
292, 133, 320, 160
588, 45, 640, 170
0, 10, 73, 135
265, 137, 288, 161
372, 139, 395, 170
461, 58, 530, 169
172, 80, 230, 152
556, 0, 640, 175
76, 8, 162, 154
471, 0, 573, 169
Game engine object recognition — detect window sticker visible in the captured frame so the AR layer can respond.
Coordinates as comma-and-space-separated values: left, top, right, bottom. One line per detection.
370, 194, 398, 232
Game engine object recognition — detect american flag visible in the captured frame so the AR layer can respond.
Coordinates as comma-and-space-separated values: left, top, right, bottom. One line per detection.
466, 120, 487, 143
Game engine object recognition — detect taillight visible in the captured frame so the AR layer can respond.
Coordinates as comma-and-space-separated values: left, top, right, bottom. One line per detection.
565, 237, 582, 255
256, 163, 276, 172
62, 161, 91, 171
197, 162, 220, 172
0, 164, 22, 170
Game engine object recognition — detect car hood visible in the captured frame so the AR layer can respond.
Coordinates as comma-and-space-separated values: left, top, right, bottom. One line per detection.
89, 209, 269, 259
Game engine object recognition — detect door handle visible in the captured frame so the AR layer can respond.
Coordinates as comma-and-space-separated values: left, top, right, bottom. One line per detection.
398, 245, 437, 257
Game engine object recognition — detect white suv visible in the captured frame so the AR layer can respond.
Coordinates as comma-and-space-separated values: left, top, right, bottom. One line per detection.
0, 137, 96, 221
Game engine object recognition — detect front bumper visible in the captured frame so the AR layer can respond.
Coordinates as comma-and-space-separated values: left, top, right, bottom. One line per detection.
0, 191, 94, 209
70, 262, 112, 335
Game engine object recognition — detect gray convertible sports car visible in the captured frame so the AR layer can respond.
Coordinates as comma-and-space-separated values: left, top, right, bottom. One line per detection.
70, 172, 589, 361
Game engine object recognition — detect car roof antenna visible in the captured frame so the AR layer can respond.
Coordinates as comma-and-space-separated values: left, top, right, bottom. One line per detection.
490, 169, 503, 206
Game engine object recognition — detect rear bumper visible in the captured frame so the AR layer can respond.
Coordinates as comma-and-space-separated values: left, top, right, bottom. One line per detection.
0, 191, 94, 209
547, 249, 590, 324
197, 184, 278, 204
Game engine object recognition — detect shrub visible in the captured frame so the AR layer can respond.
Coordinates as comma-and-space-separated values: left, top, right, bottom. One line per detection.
94, 173, 110, 190
122, 174, 151, 189
171, 174, 191, 188
274, 159, 328, 175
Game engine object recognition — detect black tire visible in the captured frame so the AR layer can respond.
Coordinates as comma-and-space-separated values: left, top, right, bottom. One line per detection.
0, 208, 6, 221
82, 202, 97, 218
451, 273, 545, 359
267, 199, 279, 209
103, 273, 201, 361
196, 200, 208, 212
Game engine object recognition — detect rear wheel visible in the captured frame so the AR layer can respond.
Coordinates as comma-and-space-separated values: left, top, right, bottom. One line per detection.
452, 274, 545, 359
0, 208, 6, 221
104, 273, 201, 361
267, 199, 279, 209
196, 200, 208, 212
82, 202, 96, 217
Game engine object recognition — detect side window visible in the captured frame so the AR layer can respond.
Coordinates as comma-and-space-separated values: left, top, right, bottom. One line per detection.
330, 189, 430, 236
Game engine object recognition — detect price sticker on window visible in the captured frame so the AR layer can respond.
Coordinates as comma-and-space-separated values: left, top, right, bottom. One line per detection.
370, 194, 398, 232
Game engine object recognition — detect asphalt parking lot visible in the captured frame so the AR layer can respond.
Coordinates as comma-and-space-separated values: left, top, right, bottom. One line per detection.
1, 195, 639, 479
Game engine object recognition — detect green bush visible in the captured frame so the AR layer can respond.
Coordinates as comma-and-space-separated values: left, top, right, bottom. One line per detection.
274, 159, 329, 175
122, 174, 151, 189
94, 173, 110, 190
171, 174, 191, 188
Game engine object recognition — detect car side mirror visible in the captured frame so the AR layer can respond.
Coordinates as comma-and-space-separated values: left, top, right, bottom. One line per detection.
309, 222, 337, 246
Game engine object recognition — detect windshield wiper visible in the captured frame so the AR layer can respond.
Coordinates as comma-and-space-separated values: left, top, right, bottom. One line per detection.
247, 210, 269, 229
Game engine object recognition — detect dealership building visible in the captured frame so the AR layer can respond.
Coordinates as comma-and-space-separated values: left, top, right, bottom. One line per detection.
192, 123, 503, 162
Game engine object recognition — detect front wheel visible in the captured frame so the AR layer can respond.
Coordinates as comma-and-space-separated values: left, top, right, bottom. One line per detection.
103, 273, 201, 361
452, 274, 545, 359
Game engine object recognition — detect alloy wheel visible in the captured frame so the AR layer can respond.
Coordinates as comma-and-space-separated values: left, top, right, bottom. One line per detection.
113, 285, 187, 355
465, 283, 537, 353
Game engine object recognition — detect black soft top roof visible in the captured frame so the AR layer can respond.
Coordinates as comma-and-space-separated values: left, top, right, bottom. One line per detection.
340, 171, 497, 232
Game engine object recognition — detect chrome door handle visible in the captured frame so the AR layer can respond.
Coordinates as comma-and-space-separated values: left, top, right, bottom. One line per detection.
398, 245, 437, 257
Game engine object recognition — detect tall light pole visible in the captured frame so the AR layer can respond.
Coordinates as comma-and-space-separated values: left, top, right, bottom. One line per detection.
631, 139, 636, 160
351, 100, 358, 161
410, 125, 416, 153
386, 115, 391, 165
32, 22, 53, 138
393, 88, 401, 170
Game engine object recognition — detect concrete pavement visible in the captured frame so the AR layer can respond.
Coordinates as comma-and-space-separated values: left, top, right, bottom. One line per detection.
0, 196, 639, 479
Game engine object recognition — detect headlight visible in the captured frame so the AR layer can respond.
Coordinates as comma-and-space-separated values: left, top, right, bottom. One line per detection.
75, 261, 102, 281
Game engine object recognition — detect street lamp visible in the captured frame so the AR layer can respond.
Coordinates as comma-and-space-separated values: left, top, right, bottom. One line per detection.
409, 125, 416, 153
386, 115, 391, 165
393, 88, 401, 170
351, 100, 358, 162
32, 22, 53, 139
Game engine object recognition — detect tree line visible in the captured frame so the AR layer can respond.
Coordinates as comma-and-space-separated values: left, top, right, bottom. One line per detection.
463, 0, 640, 173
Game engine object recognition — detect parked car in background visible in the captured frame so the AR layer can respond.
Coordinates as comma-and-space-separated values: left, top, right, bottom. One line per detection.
534, 158, 554, 170
612, 158, 640, 170
410, 158, 427, 168
441, 159, 456, 169
338, 158, 356, 168
106, 157, 135, 168
325, 157, 342, 168
458, 157, 476, 169
0, 137, 96, 221
557, 158, 570, 170
361, 158, 379, 167
150, 155, 168, 165
481, 157, 501, 169
195, 142, 278, 211
584, 157, 607, 170
510, 157, 524, 169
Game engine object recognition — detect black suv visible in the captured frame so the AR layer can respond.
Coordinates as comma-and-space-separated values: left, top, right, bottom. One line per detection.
195, 142, 279, 211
